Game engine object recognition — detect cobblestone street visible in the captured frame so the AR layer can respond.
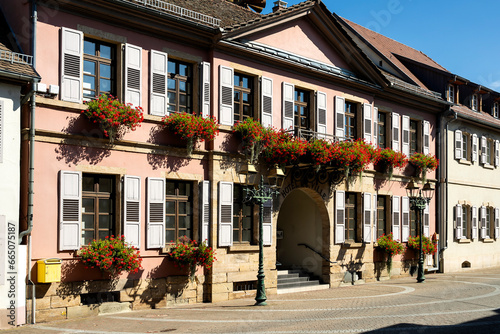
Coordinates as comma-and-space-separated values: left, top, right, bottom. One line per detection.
4, 268, 500, 333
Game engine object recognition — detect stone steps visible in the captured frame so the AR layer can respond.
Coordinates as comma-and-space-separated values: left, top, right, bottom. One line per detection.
277, 269, 330, 294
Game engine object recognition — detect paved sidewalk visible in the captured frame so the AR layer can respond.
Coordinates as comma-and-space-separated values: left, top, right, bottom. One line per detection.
4, 268, 500, 333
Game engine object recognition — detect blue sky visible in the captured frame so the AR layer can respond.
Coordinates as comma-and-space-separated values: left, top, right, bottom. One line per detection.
263, 0, 500, 91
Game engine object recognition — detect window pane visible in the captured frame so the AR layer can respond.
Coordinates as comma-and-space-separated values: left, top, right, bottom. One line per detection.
100, 45, 112, 59
168, 78, 176, 90
166, 182, 175, 196
84, 60, 95, 75
168, 92, 176, 104
178, 182, 191, 196
179, 81, 186, 93
168, 61, 176, 74
100, 64, 111, 78
82, 231, 94, 245
242, 77, 249, 88
166, 201, 175, 214
99, 178, 112, 193
82, 214, 94, 229
82, 198, 94, 213
179, 202, 187, 215
166, 216, 175, 229
242, 230, 252, 242
99, 198, 111, 213
179, 64, 188, 76
99, 215, 110, 229
179, 94, 187, 106
99, 230, 110, 240
233, 216, 240, 228
179, 216, 190, 229
83, 75, 95, 91
100, 79, 111, 93
84, 40, 96, 55
166, 230, 176, 243
242, 217, 252, 229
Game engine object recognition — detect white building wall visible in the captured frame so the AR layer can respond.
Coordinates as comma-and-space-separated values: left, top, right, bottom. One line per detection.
0, 82, 23, 329
444, 122, 500, 272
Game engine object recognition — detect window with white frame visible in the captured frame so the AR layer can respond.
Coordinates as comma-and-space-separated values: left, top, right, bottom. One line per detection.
454, 130, 474, 162
335, 191, 374, 244
494, 103, 499, 118
471, 94, 478, 111
480, 137, 499, 166
335, 97, 373, 143
401, 117, 430, 156
479, 206, 499, 239
455, 204, 473, 240
447, 84, 455, 103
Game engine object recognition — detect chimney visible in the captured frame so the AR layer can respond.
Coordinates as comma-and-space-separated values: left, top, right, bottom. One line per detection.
272, 0, 287, 12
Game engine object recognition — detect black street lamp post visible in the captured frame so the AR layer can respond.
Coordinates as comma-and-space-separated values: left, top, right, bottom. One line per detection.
405, 180, 434, 283
241, 173, 282, 306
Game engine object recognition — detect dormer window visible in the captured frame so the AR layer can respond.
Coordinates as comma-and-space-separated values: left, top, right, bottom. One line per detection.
471, 94, 478, 111
447, 84, 455, 103
493, 103, 499, 118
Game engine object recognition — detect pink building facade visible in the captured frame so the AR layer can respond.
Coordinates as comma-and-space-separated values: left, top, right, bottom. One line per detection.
1, 0, 446, 323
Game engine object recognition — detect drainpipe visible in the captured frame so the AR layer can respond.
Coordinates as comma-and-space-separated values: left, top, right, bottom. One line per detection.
439, 108, 457, 272
17, 0, 37, 324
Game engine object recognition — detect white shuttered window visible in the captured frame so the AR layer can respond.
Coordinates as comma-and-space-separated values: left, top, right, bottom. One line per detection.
59, 170, 82, 251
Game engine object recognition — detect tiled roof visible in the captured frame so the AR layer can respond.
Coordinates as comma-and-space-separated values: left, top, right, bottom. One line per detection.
339, 17, 448, 91
164, 0, 261, 27
0, 11, 39, 80
222, 0, 316, 32
453, 104, 500, 129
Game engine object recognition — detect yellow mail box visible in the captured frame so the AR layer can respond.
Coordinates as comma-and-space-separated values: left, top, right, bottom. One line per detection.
37, 258, 62, 283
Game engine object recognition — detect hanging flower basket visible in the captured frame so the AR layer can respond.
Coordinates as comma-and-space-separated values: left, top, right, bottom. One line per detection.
262, 133, 308, 167
407, 235, 437, 255
374, 148, 408, 177
78, 235, 142, 277
167, 237, 216, 279
81, 94, 144, 142
233, 118, 270, 164
409, 153, 439, 181
162, 113, 219, 156
376, 233, 405, 274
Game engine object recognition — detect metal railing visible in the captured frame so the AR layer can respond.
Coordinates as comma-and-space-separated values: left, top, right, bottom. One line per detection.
288, 128, 339, 143
124, 0, 221, 27
298, 243, 337, 264
0, 50, 33, 65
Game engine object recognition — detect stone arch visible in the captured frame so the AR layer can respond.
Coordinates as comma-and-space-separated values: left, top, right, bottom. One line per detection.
276, 187, 332, 282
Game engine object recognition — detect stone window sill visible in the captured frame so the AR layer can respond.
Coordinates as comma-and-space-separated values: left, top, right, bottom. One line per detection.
482, 238, 494, 243
343, 242, 365, 248
483, 164, 495, 170
229, 244, 259, 252
458, 159, 471, 166
458, 238, 471, 243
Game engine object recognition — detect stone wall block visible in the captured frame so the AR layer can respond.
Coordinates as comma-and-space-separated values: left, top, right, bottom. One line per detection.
66, 305, 99, 319
36, 308, 67, 323
51, 295, 80, 308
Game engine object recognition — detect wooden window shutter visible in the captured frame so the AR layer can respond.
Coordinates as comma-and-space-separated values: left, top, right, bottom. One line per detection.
316, 91, 327, 138
495, 208, 500, 239
455, 204, 462, 240
472, 134, 478, 162
201, 62, 211, 118
334, 96, 345, 141
59, 170, 82, 251
263, 196, 273, 246
200, 181, 210, 243
373, 107, 378, 147
392, 112, 400, 152
363, 103, 372, 144
424, 203, 430, 237
125, 43, 142, 107
392, 196, 400, 241
454, 130, 462, 160
335, 191, 345, 244
423, 121, 430, 155
481, 136, 487, 164
363, 193, 372, 243
60, 27, 83, 103
282, 82, 294, 130
149, 50, 168, 116
495, 140, 500, 167
401, 196, 410, 242
261, 77, 273, 128
401, 115, 410, 156
219, 65, 234, 126
146, 177, 165, 249
480, 206, 487, 239
124, 175, 141, 248
471, 206, 478, 240
218, 181, 233, 247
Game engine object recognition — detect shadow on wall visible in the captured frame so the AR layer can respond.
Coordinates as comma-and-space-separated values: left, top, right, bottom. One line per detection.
146, 125, 190, 172
54, 115, 112, 166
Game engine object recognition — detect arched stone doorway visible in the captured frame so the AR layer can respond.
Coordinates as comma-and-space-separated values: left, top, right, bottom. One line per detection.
276, 187, 330, 281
